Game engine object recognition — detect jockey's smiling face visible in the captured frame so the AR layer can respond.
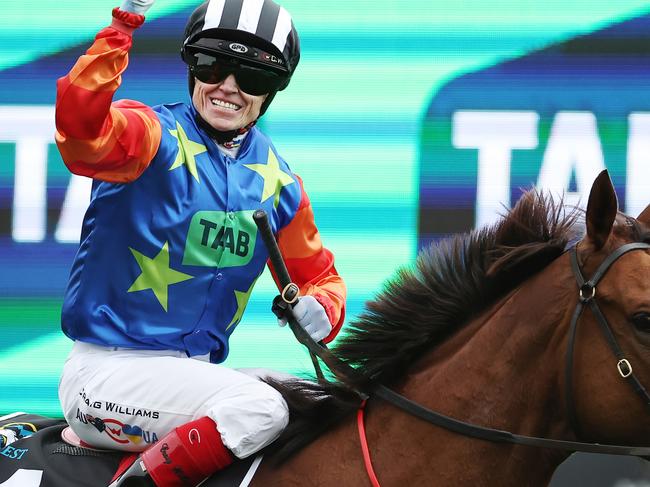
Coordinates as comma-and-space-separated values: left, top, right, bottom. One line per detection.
192, 75, 268, 132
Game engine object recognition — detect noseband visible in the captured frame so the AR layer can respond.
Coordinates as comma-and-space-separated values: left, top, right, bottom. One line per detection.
565, 242, 650, 437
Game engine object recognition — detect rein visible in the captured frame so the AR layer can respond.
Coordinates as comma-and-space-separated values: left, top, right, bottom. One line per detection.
253, 211, 650, 486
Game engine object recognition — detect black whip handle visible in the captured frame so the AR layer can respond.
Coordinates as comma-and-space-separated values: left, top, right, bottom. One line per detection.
253, 210, 293, 289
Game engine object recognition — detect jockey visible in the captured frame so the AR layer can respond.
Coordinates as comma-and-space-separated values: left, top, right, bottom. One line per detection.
54, 0, 346, 485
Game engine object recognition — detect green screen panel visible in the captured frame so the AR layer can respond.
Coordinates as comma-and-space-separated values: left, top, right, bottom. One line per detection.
0, 0, 649, 421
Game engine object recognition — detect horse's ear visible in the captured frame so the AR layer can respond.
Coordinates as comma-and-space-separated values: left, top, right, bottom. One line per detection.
585, 170, 618, 250
637, 204, 650, 225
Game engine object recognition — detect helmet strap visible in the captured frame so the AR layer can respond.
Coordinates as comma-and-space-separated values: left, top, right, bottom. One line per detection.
258, 89, 278, 117
194, 112, 256, 144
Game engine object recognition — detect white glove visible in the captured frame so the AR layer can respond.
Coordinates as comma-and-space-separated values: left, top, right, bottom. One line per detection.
279, 295, 332, 342
120, 0, 155, 15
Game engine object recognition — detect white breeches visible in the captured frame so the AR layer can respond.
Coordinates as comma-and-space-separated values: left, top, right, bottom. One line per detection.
58, 341, 289, 458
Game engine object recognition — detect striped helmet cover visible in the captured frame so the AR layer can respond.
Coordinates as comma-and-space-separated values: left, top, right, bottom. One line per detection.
182, 0, 301, 80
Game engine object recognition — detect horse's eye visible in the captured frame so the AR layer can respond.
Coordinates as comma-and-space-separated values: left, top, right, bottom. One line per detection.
632, 312, 650, 332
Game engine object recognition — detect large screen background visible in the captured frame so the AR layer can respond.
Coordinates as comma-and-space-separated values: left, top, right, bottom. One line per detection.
2, 3, 650, 480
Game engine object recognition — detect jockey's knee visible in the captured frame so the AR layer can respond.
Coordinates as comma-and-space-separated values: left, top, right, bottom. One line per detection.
205, 380, 289, 459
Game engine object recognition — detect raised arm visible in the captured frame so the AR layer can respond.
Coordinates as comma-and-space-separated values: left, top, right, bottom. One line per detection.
54, 8, 161, 183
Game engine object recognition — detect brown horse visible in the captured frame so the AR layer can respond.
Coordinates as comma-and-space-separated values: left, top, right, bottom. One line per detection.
252, 170, 650, 487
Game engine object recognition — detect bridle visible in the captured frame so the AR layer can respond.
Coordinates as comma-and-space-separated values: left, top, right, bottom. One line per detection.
565, 242, 650, 436
253, 210, 650, 481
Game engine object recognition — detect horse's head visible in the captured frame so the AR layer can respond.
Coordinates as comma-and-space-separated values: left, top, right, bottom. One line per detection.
571, 170, 650, 445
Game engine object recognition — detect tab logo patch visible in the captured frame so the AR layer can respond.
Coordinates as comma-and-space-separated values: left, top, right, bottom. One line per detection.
183, 210, 257, 268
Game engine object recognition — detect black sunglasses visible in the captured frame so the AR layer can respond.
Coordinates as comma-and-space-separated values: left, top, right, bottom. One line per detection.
189, 53, 287, 96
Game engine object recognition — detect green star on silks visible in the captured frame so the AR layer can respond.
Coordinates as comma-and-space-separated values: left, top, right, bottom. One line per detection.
244, 148, 295, 207
225, 279, 257, 331
169, 121, 207, 182
127, 242, 194, 312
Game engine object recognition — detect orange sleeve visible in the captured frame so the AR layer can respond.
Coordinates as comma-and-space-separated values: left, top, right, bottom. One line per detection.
54, 8, 161, 183
273, 176, 346, 343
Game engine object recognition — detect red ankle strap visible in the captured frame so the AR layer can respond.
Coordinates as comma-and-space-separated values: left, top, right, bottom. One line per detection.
142, 418, 233, 486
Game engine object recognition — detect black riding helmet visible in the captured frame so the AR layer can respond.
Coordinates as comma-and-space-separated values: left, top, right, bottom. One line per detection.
181, 0, 300, 141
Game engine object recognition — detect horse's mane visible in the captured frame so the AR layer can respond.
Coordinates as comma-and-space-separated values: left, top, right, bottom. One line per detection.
266, 188, 582, 461
333, 189, 580, 385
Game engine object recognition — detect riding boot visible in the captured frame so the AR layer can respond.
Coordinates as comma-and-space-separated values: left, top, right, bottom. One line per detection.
108, 417, 234, 487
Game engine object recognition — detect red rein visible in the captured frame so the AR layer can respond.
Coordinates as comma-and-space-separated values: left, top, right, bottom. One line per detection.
357, 400, 381, 487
